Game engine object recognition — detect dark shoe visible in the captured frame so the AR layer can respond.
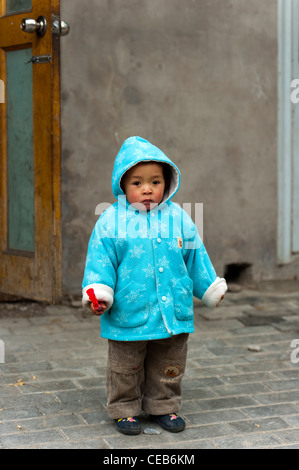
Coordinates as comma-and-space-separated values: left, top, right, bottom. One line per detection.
150, 413, 185, 433
114, 416, 141, 435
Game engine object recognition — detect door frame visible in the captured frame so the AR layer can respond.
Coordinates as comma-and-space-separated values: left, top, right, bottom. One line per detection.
277, 0, 299, 263
0, 0, 62, 302
50, 0, 63, 302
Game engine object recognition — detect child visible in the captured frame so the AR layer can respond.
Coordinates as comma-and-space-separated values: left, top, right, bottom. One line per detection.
82, 136, 227, 435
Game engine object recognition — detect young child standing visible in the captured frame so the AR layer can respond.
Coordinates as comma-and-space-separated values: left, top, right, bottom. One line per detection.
82, 136, 227, 435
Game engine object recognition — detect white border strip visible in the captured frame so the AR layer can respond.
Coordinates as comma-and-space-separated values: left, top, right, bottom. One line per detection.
277, 0, 293, 263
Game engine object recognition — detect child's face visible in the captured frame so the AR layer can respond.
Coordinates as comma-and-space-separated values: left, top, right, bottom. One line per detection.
122, 162, 165, 210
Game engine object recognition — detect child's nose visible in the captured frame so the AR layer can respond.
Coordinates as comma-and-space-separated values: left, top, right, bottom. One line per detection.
143, 184, 152, 193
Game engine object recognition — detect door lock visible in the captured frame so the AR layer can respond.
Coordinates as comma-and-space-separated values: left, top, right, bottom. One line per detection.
25, 55, 51, 64
21, 16, 47, 37
52, 16, 70, 36
20, 15, 70, 37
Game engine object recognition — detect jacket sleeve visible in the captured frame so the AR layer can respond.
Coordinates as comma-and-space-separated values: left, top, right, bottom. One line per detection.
182, 215, 227, 308
82, 217, 118, 309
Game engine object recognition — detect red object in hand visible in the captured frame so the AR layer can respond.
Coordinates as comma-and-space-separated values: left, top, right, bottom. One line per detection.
86, 288, 102, 311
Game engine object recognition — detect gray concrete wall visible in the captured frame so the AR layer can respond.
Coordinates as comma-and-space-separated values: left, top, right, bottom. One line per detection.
60, 0, 299, 296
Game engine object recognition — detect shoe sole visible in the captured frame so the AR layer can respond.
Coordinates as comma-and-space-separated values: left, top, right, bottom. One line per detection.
150, 415, 186, 433
114, 422, 142, 436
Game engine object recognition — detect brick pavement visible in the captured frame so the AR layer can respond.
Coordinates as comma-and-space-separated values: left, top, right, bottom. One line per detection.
0, 285, 299, 449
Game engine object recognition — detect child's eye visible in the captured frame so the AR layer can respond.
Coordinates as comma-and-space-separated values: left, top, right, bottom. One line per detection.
132, 181, 140, 186
153, 180, 161, 185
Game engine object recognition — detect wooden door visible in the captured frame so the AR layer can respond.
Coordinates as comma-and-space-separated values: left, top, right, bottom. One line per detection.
0, 0, 62, 301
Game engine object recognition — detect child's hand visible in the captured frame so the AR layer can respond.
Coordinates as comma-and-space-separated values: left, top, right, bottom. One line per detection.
90, 301, 107, 316
86, 287, 107, 315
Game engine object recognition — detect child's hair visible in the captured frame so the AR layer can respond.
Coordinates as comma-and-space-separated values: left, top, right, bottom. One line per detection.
161, 162, 171, 196
120, 162, 171, 197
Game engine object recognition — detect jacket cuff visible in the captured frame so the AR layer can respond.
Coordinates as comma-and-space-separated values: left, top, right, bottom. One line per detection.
201, 277, 228, 308
82, 283, 114, 309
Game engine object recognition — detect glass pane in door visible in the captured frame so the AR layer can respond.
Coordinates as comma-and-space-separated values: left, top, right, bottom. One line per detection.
6, 47, 34, 252
6, 0, 32, 14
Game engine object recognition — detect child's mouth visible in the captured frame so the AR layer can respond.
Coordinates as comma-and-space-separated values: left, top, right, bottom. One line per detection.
142, 199, 153, 203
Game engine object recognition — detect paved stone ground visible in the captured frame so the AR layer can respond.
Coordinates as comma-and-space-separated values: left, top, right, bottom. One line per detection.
0, 285, 299, 449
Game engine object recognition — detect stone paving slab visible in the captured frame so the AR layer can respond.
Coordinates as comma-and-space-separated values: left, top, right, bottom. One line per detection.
0, 287, 299, 449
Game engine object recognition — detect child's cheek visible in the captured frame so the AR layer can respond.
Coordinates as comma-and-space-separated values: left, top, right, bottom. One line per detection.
132, 189, 140, 201
157, 188, 164, 202
127, 188, 139, 204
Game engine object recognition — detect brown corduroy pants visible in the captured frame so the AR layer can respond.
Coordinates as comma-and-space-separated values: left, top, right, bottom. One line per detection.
106, 333, 189, 419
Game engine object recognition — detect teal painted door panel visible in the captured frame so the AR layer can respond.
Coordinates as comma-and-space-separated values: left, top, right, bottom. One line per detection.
6, 47, 34, 252
6, 0, 32, 14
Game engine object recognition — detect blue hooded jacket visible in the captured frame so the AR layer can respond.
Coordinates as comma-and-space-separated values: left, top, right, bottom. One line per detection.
82, 136, 227, 341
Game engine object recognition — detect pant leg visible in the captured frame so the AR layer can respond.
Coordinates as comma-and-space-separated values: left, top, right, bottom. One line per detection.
142, 333, 189, 415
106, 339, 147, 419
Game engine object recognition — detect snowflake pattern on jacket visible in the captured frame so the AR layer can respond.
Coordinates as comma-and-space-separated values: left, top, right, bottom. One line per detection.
82, 136, 227, 341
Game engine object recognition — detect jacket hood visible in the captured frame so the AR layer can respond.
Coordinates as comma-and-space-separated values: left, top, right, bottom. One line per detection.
111, 136, 181, 204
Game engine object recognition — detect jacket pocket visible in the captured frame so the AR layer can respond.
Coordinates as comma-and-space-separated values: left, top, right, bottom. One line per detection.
173, 276, 194, 321
109, 281, 148, 328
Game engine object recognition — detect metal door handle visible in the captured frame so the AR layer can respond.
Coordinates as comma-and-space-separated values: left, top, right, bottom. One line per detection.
21, 16, 47, 36
21, 16, 70, 37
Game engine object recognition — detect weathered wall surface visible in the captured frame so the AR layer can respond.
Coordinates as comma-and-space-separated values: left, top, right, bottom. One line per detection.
60, 0, 298, 295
